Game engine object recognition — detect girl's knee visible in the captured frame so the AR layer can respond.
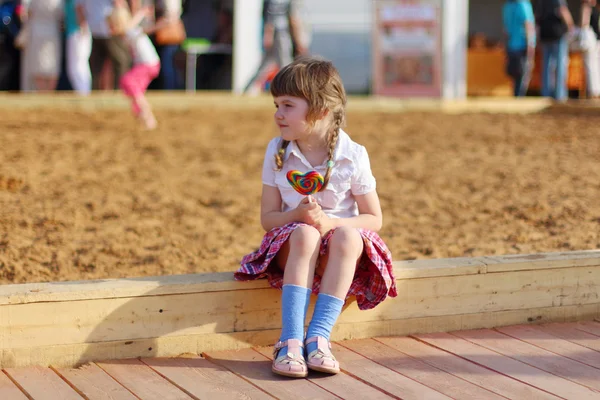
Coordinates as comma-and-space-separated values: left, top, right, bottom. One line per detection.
289, 225, 321, 250
329, 227, 363, 255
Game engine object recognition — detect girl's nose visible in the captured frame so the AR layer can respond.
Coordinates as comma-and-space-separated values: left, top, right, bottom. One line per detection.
275, 109, 284, 119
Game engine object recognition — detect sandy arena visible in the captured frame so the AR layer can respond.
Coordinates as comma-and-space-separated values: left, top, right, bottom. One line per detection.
1, 98, 599, 284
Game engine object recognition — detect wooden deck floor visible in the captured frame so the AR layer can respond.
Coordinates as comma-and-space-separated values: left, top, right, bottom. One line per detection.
2, 321, 600, 399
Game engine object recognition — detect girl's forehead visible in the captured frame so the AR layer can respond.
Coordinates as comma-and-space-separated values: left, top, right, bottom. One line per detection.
273, 95, 306, 104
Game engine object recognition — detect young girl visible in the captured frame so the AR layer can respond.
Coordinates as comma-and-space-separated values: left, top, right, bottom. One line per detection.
107, 5, 171, 130
235, 56, 397, 378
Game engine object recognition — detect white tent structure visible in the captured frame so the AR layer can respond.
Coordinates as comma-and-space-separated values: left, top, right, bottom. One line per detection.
230, 0, 468, 99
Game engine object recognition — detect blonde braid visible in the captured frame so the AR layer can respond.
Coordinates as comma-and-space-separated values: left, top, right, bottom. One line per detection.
274, 139, 290, 171
320, 112, 343, 190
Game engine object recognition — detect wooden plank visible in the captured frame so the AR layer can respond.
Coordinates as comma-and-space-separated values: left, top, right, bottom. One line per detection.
4, 366, 82, 400
204, 348, 339, 399
416, 332, 600, 400
576, 321, 600, 337
483, 250, 600, 273
0, 371, 28, 400
392, 257, 486, 279
496, 325, 600, 369
331, 342, 453, 400
253, 346, 394, 400
540, 323, 600, 352
339, 338, 504, 400
3, 303, 599, 369
376, 336, 559, 400
96, 359, 192, 400
0, 257, 487, 306
141, 356, 273, 399
1, 250, 598, 307
1, 264, 598, 359
1, 291, 240, 349
240, 266, 600, 331
54, 363, 137, 400
453, 329, 600, 391
0, 272, 269, 305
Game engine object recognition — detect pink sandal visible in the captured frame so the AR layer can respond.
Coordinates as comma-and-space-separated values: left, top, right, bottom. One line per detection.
305, 336, 340, 374
271, 338, 308, 378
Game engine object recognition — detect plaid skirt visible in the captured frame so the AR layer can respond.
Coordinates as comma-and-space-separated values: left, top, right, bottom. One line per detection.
234, 222, 397, 310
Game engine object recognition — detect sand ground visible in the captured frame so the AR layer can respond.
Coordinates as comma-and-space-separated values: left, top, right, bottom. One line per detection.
1, 97, 599, 284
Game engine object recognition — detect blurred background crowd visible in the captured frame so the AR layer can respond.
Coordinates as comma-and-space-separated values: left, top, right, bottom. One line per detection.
1, 0, 600, 100
0, 0, 244, 92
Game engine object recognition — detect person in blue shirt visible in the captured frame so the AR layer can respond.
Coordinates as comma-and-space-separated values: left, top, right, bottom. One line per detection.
502, 0, 536, 97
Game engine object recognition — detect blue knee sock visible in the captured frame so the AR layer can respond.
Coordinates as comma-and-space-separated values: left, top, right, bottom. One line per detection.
278, 284, 312, 357
306, 293, 344, 355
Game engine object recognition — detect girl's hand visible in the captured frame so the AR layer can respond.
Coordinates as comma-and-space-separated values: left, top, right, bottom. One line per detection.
314, 213, 335, 236
295, 196, 322, 225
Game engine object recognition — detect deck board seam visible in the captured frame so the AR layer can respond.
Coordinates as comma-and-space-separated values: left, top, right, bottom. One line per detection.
409, 335, 566, 399
335, 340, 459, 399
450, 331, 600, 393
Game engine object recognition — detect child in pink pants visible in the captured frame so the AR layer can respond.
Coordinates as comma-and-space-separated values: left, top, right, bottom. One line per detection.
107, 6, 174, 129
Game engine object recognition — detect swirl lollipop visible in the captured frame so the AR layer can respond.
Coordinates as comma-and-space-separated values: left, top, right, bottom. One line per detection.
286, 170, 324, 202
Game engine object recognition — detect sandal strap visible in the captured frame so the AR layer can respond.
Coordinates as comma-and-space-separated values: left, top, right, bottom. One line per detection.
305, 336, 336, 360
273, 338, 305, 358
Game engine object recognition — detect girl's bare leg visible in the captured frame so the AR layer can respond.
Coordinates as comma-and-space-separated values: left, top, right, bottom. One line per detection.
317, 226, 363, 301
272, 225, 321, 372
134, 94, 157, 130
275, 225, 321, 287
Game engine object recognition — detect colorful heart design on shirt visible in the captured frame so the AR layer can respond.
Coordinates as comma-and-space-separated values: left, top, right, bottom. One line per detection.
286, 170, 324, 195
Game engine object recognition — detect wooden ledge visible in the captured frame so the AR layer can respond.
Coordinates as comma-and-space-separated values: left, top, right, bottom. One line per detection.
1, 250, 599, 305
1, 250, 599, 368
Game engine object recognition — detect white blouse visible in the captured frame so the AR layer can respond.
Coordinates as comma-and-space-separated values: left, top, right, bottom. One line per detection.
125, 26, 160, 65
262, 129, 377, 219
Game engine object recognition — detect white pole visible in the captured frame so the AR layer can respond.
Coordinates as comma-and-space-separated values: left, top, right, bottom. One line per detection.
441, 0, 469, 99
232, 0, 264, 93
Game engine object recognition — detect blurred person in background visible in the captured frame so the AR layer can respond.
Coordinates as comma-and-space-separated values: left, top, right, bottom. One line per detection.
64, 0, 91, 94
76, 0, 132, 90
580, 0, 600, 98
154, 0, 185, 90
243, 0, 309, 94
190, 0, 233, 90
536, 0, 574, 102
0, 0, 21, 91
502, 0, 536, 97
18, 0, 64, 92
592, 0, 600, 91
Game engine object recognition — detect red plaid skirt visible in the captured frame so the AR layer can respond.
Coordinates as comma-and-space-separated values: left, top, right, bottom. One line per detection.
234, 222, 397, 310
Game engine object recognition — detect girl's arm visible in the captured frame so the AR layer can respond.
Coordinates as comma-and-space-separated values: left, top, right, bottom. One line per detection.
260, 185, 299, 231
128, 8, 149, 30
316, 190, 383, 234
559, 4, 574, 31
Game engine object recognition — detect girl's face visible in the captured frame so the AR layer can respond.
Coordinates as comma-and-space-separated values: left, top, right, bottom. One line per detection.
273, 96, 312, 141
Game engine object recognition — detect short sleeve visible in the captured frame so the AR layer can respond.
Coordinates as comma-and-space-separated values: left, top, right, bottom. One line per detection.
351, 146, 376, 195
261, 138, 279, 187
521, 2, 535, 22
289, 0, 303, 17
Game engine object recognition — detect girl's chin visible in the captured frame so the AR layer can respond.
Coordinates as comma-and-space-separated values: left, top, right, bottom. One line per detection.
280, 132, 298, 141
